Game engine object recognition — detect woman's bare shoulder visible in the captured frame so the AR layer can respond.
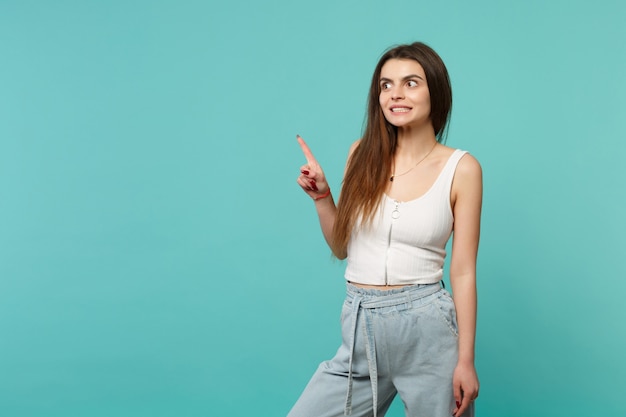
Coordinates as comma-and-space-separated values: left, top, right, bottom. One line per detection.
457, 152, 482, 178
452, 152, 482, 201
348, 139, 361, 156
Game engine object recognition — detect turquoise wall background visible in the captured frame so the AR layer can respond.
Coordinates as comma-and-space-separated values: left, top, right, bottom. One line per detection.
1, 1, 624, 416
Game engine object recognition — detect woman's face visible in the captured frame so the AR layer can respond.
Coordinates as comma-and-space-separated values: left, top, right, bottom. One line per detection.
378, 59, 431, 129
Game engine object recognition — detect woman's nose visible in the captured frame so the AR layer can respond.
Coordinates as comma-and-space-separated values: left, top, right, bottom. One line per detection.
391, 87, 404, 99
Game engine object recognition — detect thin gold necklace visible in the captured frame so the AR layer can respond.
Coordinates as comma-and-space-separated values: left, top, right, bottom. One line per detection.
389, 142, 438, 182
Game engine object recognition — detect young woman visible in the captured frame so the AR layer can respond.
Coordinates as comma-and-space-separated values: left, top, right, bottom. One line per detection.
290, 42, 481, 417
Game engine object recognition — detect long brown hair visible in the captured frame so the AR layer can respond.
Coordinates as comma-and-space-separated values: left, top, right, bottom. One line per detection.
332, 42, 453, 257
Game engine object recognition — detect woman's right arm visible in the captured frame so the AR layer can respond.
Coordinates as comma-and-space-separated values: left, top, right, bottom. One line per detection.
296, 136, 358, 259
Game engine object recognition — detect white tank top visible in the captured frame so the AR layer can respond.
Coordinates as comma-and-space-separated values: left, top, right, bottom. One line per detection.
344, 149, 468, 286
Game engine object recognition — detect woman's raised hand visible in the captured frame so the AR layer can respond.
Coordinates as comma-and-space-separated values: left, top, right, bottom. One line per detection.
296, 135, 331, 201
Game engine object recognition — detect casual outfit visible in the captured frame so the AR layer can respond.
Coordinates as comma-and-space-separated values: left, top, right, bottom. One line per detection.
288, 150, 474, 417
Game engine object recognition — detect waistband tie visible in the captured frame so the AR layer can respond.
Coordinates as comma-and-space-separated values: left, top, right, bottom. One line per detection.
345, 293, 379, 417
344, 283, 442, 416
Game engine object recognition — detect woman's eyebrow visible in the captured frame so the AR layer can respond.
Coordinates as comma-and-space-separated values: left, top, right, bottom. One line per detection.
379, 74, 425, 82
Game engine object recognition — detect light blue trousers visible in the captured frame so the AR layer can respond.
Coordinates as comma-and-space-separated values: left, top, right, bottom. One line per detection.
288, 282, 474, 417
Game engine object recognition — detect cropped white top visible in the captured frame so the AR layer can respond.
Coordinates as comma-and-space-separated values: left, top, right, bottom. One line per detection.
344, 149, 468, 286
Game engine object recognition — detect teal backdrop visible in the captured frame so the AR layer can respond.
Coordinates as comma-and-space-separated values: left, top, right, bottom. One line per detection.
1, 0, 625, 416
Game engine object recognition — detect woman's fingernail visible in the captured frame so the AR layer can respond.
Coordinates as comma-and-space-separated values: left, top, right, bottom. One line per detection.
301, 170, 309, 175
456, 401, 461, 408
311, 183, 318, 191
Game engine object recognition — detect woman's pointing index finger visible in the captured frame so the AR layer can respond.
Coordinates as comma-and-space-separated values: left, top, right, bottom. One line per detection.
297, 135, 317, 165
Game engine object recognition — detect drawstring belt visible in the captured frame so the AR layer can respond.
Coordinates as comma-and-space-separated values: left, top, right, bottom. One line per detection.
345, 294, 378, 416
344, 283, 442, 416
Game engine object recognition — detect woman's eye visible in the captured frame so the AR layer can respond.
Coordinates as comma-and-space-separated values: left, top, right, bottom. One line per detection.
407, 80, 418, 87
381, 82, 392, 90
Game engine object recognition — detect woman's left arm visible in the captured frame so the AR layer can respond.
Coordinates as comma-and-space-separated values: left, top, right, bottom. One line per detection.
449, 154, 482, 417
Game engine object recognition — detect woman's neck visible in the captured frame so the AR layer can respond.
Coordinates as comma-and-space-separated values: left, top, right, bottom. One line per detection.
395, 124, 438, 158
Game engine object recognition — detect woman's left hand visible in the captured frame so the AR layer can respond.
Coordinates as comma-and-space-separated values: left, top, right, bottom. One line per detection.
452, 362, 479, 417
296, 135, 330, 200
